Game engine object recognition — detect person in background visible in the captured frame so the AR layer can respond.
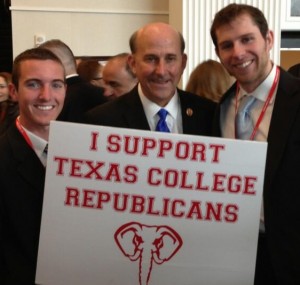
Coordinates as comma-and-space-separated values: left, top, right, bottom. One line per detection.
84, 22, 216, 135
0, 47, 66, 284
185, 59, 234, 103
39, 39, 107, 123
77, 59, 105, 88
102, 52, 138, 100
210, 3, 300, 284
0, 72, 19, 134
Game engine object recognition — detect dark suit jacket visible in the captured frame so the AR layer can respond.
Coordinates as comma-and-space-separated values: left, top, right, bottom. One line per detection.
288, 63, 300, 78
213, 67, 300, 284
0, 123, 46, 284
58, 75, 107, 123
83, 86, 217, 136
0, 100, 19, 136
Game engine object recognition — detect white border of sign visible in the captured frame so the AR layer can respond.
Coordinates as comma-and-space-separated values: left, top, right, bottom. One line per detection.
36, 121, 267, 285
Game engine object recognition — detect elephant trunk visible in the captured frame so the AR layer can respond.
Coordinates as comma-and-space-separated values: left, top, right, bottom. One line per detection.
139, 248, 154, 285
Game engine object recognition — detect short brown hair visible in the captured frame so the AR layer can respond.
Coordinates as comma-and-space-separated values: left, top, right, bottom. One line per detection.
210, 4, 269, 50
12, 48, 65, 90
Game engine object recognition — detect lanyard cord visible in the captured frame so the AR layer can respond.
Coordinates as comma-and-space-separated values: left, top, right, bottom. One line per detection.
234, 66, 280, 140
15, 117, 34, 149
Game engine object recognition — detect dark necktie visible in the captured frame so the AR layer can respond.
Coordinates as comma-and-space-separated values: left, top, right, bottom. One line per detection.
43, 144, 48, 155
235, 95, 256, 139
155, 108, 170, 132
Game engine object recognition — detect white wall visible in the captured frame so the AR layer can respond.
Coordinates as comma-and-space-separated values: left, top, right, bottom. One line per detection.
11, 0, 169, 57
11, 0, 284, 89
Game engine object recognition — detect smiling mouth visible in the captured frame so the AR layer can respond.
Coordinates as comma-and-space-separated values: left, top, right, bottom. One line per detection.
35, 105, 55, 111
151, 79, 169, 85
235, 60, 253, 69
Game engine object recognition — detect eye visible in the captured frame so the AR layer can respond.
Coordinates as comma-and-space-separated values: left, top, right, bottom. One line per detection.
144, 55, 157, 63
133, 235, 143, 246
109, 82, 120, 88
26, 80, 41, 89
51, 81, 65, 89
165, 55, 177, 63
219, 42, 233, 51
241, 36, 253, 44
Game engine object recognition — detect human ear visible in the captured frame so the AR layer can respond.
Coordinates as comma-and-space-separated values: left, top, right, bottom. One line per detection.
8, 83, 18, 102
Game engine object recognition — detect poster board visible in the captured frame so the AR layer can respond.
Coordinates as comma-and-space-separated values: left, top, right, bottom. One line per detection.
36, 121, 267, 285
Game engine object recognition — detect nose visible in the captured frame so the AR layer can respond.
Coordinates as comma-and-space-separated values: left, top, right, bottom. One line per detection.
155, 59, 167, 75
103, 85, 114, 98
232, 42, 246, 58
39, 85, 52, 100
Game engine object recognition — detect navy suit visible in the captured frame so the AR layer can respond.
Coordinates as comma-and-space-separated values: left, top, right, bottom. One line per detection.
83, 85, 216, 136
213, 67, 300, 284
0, 123, 45, 284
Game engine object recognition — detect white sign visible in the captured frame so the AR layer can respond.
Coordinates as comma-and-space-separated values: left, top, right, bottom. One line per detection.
36, 121, 267, 285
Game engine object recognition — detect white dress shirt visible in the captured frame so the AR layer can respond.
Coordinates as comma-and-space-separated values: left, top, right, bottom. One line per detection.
21, 125, 48, 167
138, 84, 183, 133
221, 64, 278, 141
221, 64, 279, 231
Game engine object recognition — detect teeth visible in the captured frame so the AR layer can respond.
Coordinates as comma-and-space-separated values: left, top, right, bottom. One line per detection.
237, 61, 251, 68
37, 105, 54, 111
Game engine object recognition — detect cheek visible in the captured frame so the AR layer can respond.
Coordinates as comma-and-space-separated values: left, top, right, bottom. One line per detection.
218, 52, 229, 63
136, 62, 152, 74
56, 92, 66, 104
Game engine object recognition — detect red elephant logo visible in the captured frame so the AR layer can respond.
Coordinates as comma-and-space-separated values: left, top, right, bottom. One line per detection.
114, 221, 183, 285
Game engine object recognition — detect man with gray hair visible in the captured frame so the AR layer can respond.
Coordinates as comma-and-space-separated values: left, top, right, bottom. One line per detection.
102, 53, 138, 100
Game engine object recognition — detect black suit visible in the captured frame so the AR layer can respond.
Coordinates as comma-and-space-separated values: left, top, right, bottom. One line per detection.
213, 67, 300, 284
0, 124, 45, 284
84, 86, 216, 136
58, 75, 107, 123
288, 63, 300, 78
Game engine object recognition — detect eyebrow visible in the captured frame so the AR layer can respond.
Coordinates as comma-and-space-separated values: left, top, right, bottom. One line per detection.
25, 78, 65, 83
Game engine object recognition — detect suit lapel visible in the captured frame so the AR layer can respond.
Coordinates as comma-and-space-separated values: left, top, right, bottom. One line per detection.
180, 91, 196, 133
8, 125, 46, 191
265, 69, 300, 192
122, 87, 151, 130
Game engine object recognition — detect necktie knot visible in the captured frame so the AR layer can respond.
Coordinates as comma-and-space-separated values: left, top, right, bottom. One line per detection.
155, 108, 170, 132
235, 95, 256, 140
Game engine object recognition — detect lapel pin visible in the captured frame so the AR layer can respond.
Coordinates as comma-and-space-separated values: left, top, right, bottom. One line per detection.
186, 108, 193, 117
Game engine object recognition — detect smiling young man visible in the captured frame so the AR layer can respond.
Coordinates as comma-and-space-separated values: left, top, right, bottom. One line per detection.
84, 22, 216, 136
211, 4, 300, 285
0, 48, 66, 284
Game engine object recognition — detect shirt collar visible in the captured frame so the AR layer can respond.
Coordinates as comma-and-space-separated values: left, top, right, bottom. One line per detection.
21, 125, 48, 159
138, 83, 179, 120
239, 64, 278, 103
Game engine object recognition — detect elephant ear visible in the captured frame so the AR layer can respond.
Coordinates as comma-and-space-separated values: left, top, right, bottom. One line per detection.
152, 226, 183, 264
114, 222, 142, 261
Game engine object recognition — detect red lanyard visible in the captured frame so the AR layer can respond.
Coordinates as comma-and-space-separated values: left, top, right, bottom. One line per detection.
15, 117, 34, 149
235, 67, 280, 140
